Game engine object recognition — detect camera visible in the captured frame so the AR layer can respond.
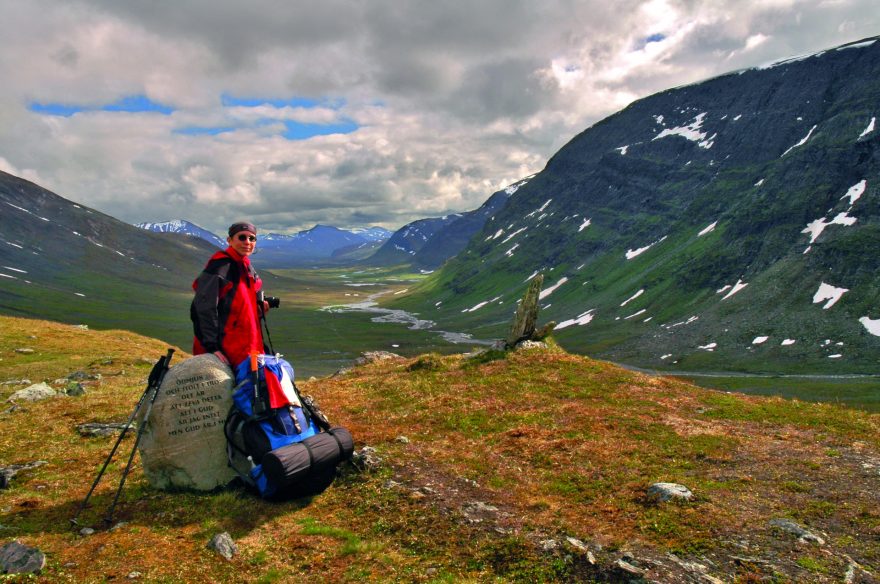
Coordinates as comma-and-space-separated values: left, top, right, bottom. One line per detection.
257, 291, 281, 309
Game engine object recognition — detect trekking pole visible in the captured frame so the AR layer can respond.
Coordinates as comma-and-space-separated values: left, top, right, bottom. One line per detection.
257, 294, 276, 356
103, 349, 175, 524
70, 349, 174, 528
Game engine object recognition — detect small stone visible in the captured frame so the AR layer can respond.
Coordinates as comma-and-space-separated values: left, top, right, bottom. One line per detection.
425, 567, 438, 577
565, 537, 589, 552
769, 519, 825, 544
541, 539, 559, 552
110, 521, 129, 531
0, 461, 48, 489
395, 435, 410, 444
127, 571, 142, 579
79, 527, 95, 536
351, 446, 382, 471
1, 379, 31, 386
77, 422, 133, 437
616, 559, 646, 576
0, 541, 46, 574
63, 562, 77, 568
74, 324, 89, 330
13, 348, 35, 355
647, 482, 693, 502
8, 383, 57, 403
308, 376, 317, 382
207, 532, 238, 560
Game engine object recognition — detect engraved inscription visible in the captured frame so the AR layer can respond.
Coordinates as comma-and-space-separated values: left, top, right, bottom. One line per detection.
166, 375, 227, 437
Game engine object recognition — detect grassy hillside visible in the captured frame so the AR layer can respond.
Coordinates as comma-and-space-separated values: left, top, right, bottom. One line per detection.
0, 316, 878, 582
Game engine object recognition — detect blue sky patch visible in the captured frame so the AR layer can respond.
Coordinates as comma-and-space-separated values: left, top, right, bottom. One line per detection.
645, 33, 666, 44
174, 126, 236, 136
222, 94, 345, 110
29, 94, 174, 116
283, 119, 359, 140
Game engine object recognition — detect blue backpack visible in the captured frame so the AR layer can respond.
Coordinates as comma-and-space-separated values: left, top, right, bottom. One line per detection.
224, 354, 353, 499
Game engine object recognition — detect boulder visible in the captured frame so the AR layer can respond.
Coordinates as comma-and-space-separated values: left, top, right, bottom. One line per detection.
769, 518, 825, 544
506, 275, 543, 347
136, 354, 236, 491
0, 540, 45, 574
8, 383, 57, 402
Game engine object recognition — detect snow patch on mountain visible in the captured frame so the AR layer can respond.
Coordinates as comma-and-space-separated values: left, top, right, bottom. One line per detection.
802, 212, 857, 245
859, 117, 875, 139
812, 282, 848, 309
718, 279, 748, 300
859, 316, 880, 336
781, 125, 817, 157
841, 180, 866, 206
626, 236, 667, 260
621, 289, 644, 307
652, 113, 715, 149
556, 309, 596, 329
698, 221, 717, 236
539, 277, 568, 300
578, 218, 592, 232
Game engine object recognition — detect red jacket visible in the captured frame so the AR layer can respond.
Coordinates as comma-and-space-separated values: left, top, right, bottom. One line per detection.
190, 247, 265, 366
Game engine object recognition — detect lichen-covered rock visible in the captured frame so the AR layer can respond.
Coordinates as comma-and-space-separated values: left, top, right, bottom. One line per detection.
647, 482, 693, 502
207, 532, 238, 560
769, 518, 825, 544
0, 540, 45, 574
8, 383, 57, 402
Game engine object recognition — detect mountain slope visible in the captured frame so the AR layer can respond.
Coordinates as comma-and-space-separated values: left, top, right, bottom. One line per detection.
411, 178, 530, 269
366, 214, 463, 266
392, 36, 880, 374
0, 171, 217, 346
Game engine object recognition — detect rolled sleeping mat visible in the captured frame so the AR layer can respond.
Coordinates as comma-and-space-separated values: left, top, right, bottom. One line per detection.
261, 427, 354, 488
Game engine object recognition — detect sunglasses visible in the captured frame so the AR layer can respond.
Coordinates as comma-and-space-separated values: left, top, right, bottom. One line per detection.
236, 234, 257, 242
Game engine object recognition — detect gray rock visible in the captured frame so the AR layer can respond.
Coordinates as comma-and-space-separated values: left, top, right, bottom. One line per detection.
541, 539, 560, 552
79, 527, 95, 536
0, 540, 46, 574
506, 275, 543, 348
74, 324, 89, 330
354, 351, 401, 366
77, 422, 133, 438
0, 461, 48, 489
207, 532, 238, 560
769, 519, 825, 544
8, 383, 57, 402
67, 371, 101, 381
395, 435, 410, 444
127, 571, 142, 579
137, 354, 236, 491
615, 558, 646, 576
65, 382, 86, 396
565, 537, 589, 553
517, 340, 548, 350
351, 446, 382, 471
13, 348, 34, 355
647, 482, 693, 502
1, 379, 30, 386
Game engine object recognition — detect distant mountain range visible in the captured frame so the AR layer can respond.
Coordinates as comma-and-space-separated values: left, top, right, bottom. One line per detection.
135, 220, 393, 267
135, 219, 226, 248
391, 35, 880, 374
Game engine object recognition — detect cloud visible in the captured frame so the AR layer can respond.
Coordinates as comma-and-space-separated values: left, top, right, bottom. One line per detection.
0, 0, 877, 234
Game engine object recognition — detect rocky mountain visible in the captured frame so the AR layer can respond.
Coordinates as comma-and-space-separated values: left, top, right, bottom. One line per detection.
0, 170, 214, 346
253, 224, 391, 267
366, 214, 463, 266
411, 178, 531, 269
135, 221, 393, 267
392, 36, 880, 374
135, 219, 226, 248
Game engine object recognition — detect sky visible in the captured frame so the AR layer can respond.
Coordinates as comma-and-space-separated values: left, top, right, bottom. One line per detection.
0, 0, 877, 235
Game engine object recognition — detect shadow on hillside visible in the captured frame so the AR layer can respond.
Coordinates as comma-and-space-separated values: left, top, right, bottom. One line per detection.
2, 482, 318, 538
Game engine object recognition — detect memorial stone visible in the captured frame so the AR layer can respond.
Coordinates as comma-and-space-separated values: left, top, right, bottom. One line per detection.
137, 354, 235, 491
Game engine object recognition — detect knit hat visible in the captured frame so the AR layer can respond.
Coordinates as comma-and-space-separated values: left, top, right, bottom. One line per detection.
228, 222, 257, 237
